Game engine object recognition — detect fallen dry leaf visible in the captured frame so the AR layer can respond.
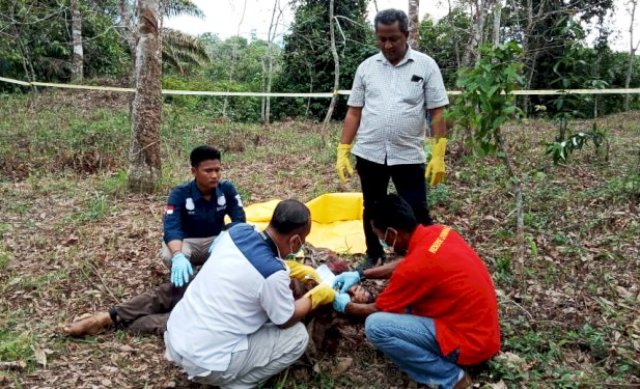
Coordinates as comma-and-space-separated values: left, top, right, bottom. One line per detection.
34, 347, 47, 368
331, 357, 353, 377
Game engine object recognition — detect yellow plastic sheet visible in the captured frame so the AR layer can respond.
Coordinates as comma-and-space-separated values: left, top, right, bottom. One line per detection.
233, 193, 365, 254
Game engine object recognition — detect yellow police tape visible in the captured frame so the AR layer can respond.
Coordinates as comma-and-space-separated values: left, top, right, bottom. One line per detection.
3, 76, 640, 96
227, 192, 366, 254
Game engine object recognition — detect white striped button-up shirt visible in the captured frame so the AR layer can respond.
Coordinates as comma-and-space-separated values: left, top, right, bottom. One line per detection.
348, 47, 449, 165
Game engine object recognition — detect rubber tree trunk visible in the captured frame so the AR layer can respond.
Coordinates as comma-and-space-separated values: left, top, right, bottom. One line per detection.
624, 0, 639, 111
119, 0, 136, 62
264, 0, 280, 124
322, 0, 339, 133
408, 0, 420, 48
70, 0, 83, 82
127, 0, 162, 193
492, 1, 501, 47
462, 0, 486, 67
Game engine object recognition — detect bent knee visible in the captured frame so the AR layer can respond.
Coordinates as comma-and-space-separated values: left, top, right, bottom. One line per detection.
365, 312, 393, 343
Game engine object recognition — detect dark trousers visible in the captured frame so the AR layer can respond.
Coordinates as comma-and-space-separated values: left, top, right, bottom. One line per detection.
113, 283, 186, 335
356, 156, 432, 260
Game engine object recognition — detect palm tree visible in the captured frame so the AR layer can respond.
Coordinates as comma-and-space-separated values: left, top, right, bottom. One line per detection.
119, 0, 210, 73
162, 28, 209, 74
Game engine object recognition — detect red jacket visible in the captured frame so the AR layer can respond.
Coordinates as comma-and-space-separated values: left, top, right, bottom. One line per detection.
375, 224, 501, 365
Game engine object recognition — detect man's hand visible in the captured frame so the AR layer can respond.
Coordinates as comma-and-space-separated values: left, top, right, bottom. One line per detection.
286, 260, 321, 283
304, 284, 336, 310
333, 292, 351, 313
332, 271, 360, 293
336, 143, 354, 183
425, 137, 447, 187
170, 253, 193, 287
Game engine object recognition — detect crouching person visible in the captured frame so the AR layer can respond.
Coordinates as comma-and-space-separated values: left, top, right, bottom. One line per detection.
164, 199, 335, 388
333, 194, 501, 389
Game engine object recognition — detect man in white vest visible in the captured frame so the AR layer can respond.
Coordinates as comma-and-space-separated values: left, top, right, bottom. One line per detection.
164, 199, 335, 388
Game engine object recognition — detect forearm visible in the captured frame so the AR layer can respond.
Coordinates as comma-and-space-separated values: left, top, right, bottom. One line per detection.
340, 106, 362, 144
429, 106, 447, 138
279, 297, 312, 328
345, 302, 379, 318
166, 240, 183, 256
363, 258, 404, 280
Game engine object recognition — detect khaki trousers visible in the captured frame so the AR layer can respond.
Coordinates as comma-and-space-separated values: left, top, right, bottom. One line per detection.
160, 236, 215, 268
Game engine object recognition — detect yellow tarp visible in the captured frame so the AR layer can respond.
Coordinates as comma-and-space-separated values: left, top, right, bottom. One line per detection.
236, 192, 365, 254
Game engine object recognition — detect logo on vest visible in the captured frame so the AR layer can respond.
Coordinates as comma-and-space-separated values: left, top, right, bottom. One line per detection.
185, 198, 195, 214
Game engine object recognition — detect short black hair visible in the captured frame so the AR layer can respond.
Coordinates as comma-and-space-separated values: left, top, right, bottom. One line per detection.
374, 9, 409, 34
190, 145, 221, 167
370, 194, 418, 232
269, 199, 311, 235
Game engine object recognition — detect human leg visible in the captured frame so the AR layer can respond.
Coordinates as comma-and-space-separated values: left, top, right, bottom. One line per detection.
64, 283, 180, 337
194, 322, 309, 389
390, 163, 432, 226
161, 236, 214, 268
365, 312, 462, 389
356, 157, 391, 264
114, 282, 181, 322
127, 313, 170, 336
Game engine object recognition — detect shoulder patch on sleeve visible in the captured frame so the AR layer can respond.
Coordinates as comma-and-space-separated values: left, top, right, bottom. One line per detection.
228, 224, 285, 278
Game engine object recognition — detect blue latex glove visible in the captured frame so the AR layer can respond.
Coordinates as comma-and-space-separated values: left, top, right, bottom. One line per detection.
333, 292, 351, 313
332, 271, 360, 293
171, 252, 193, 287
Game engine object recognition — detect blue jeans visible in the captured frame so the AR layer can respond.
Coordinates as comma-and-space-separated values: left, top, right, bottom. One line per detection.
365, 312, 463, 389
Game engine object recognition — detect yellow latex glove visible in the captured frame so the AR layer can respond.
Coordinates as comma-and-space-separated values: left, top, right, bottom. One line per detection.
425, 137, 447, 187
304, 284, 336, 310
336, 143, 354, 183
286, 260, 321, 283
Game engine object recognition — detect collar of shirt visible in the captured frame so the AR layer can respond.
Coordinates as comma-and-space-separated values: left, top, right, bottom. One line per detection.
259, 230, 280, 258
188, 180, 221, 203
376, 45, 416, 67
407, 224, 440, 254
188, 180, 203, 202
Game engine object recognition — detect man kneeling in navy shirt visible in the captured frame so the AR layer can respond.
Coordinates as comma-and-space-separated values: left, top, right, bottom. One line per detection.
63, 145, 246, 336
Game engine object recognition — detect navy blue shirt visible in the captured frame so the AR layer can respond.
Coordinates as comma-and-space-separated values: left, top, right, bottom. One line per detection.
163, 180, 246, 243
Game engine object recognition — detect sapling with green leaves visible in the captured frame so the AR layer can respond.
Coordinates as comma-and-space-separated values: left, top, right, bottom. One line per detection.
449, 41, 527, 258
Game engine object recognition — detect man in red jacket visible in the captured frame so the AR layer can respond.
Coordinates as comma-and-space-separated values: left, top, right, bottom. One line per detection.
333, 194, 500, 389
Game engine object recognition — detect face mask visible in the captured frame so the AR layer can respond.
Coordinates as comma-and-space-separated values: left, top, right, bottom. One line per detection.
287, 235, 303, 259
379, 228, 397, 251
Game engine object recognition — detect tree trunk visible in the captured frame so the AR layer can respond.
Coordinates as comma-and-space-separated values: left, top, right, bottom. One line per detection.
322, 0, 339, 134
261, 56, 267, 123
222, 43, 237, 118
492, 1, 501, 47
448, 0, 461, 68
408, 0, 420, 48
264, 0, 282, 125
624, 0, 639, 111
462, 0, 486, 67
496, 130, 525, 263
127, 0, 162, 193
223, 0, 248, 119
119, 0, 136, 61
70, 0, 83, 82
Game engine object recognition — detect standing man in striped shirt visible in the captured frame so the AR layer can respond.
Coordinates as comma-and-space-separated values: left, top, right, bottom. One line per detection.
336, 8, 450, 268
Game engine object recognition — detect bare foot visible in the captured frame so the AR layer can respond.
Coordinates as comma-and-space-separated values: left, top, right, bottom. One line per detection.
63, 312, 112, 337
